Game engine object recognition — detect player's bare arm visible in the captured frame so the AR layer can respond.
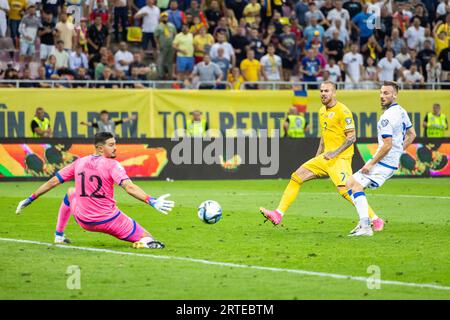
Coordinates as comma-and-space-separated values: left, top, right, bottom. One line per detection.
323, 130, 356, 160
361, 136, 393, 174
15, 176, 61, 214
121, 179, 175, 215
403, 127, 417, 150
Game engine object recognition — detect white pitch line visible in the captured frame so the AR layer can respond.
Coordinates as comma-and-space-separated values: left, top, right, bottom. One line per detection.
1, 237, 449, 292
226, 192, 450, 200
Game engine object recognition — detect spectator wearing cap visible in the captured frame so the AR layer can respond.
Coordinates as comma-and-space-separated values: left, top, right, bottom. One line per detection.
173, 24, 195, 81
135, 0, 160, 53
87, 15, 109, 55
38, 10, 57, 64
155, 11, 177, 79
18, 4, 40, 64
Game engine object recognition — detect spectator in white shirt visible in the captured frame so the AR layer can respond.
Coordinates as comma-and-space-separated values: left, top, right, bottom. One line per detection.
402, 64, 424, 88
209, 32, 236, 67
50, 40, 70, 69
404, 17, 425, 50
377, 49, 403, 81
426, 56, 442, 83
343, 43, 364, 89
324, 58, 342, 82
324, 19, 349, 45
260, 44, 282, 81
69, 45, 89, 72
327, 0, 350, 30
135, 0, 160, 52
395, 46, 410, 65
114, 41, 134, 73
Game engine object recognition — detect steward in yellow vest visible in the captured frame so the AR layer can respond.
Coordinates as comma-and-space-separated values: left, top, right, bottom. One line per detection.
283, 107, 308, 138
31, 107, 52, 137
186, 110, 208, 137
423, 104, 448, 137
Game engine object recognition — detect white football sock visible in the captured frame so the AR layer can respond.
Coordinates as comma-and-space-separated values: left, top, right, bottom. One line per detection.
353, 191, 371, 227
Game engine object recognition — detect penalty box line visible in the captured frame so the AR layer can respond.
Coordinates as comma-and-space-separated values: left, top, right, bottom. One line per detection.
0, 237, 450, 292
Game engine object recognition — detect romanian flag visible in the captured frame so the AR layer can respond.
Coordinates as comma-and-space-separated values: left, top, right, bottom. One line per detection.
292, 89, 308, 113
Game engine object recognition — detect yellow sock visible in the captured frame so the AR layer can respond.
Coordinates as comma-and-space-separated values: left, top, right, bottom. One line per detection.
276, 172, 303, 214
339, 189, 378, 220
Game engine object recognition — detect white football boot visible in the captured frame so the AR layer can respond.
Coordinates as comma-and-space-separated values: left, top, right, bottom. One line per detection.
348, 224, 373, 237
54, 235, 71, 244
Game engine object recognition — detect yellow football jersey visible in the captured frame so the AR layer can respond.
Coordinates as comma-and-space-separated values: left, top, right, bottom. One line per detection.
319, 101, 355, 159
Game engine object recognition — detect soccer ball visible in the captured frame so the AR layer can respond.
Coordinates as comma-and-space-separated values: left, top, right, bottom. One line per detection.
198, 200, 222, 224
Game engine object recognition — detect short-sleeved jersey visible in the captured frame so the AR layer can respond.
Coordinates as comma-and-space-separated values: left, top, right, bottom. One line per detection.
56, 155, 130, 222
375, 103, 412, 168
319, 101, 355, 159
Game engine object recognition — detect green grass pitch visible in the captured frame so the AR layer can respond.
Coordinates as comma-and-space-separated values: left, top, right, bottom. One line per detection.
0, 178, 449, 299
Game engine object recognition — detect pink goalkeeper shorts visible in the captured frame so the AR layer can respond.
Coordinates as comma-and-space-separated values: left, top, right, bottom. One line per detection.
69, 193, 146, 242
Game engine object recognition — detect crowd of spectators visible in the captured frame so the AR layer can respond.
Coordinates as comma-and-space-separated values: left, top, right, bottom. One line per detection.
0, 0, 449, 89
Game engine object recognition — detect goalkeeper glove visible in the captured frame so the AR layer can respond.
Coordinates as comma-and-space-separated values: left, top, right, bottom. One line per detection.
146, 194, 174, 215
16, 194, 37, 214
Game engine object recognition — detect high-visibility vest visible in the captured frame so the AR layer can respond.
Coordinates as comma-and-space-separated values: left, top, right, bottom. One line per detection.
426, 112, 447, 137
32, 116, 50, 137
186, 119, 207, 137
287, 115, 306, 138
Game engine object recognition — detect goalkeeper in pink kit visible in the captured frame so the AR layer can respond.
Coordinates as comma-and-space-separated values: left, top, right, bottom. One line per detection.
15, 132, 175, 249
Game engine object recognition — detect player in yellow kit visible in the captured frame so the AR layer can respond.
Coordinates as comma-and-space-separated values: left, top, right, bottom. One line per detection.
260, 81, 384, 231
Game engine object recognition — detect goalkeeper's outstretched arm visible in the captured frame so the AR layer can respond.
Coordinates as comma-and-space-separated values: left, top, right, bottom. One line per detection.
15, 176, 61, 214
121, 180, 175, 215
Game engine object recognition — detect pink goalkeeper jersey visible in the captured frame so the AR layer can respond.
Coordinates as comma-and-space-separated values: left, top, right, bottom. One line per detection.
56, 155, 130, 223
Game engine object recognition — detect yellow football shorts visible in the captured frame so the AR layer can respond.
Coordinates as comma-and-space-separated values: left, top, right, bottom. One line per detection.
302, 154, 353, 187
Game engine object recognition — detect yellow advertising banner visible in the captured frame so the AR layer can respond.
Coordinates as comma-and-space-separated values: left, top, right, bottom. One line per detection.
0, 89, 151, 138
0, 89, 449, 138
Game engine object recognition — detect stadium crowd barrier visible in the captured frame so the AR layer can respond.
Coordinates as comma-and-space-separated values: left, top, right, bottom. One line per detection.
0, 138, 448, 181
0, 80, 449, 90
